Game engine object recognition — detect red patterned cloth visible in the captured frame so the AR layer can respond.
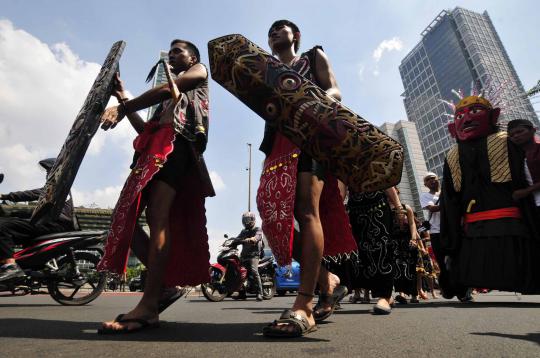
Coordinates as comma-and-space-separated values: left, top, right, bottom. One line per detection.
256, 132, 357, 266
97, 122, 210, 286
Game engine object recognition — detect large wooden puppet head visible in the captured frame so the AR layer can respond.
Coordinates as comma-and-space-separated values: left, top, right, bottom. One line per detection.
448, 95, 501, 141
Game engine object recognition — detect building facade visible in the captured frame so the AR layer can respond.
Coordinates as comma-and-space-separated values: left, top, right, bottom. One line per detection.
399, 7, 539, 176
147, 50, 169, 120
380, 120, 429, 216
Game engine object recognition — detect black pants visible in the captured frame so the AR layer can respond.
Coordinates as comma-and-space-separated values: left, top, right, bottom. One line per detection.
242, 257, 262, 295
430, 232, 467, 298
0, 217, 73, 260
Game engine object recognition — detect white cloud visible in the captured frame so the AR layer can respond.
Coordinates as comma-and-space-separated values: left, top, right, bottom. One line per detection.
209, 171, 226, 191
71, 185, 123, 209
371, 37, 404, 77
372, 37, 404, 62
357, 63, 365, 80
0, 19, 139, 199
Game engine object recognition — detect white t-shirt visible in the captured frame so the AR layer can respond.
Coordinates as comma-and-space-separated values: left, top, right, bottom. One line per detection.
420, 191, 440, 234
524, 159, 540, 206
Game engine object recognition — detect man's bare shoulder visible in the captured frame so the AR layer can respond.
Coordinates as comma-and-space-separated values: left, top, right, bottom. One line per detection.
185, 63, 208, 79
313, 47, 330, 63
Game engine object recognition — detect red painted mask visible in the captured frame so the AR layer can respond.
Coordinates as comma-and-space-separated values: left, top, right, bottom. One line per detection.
453, 104, 499, 141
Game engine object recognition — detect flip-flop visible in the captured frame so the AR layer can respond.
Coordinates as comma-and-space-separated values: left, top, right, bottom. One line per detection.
97, 314, 160, 335
158, 286, 187, 314
263, 309, 317, 338
313, 285, 348, 322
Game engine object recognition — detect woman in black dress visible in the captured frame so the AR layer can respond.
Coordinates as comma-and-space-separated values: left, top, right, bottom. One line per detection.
346, 187, 402, 314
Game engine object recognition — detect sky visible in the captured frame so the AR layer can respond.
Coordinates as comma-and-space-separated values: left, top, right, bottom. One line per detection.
1, 0, 539, 259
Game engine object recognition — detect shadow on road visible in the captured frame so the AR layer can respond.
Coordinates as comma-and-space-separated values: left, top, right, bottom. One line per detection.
220, 306, 289, 315
0, 318, 329, 343
386, 301, 540, 309
471, 332, 540, 346
0, 304, 60, 308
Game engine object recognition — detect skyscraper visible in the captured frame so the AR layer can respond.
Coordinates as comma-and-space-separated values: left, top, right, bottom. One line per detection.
147, 50, 169, 119
399, 7, 539, 176
380, 120, 429, 216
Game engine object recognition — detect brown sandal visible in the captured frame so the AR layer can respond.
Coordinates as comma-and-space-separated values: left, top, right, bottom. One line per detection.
263, 310, 317, 338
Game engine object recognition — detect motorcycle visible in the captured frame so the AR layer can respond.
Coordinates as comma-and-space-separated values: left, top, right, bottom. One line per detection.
0, 173, 108, 305
0, 230, 108, 305
201, 235, 276, 302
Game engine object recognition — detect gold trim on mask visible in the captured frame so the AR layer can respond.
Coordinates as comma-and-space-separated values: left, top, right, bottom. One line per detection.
455, 96, 493, 112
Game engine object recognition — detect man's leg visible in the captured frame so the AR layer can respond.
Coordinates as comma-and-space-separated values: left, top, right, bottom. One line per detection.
0, 218, 36, 280
102, 180, 176, 331
248, 257, 263, 300
270, 172, 324, 333
131, 224, 149, 266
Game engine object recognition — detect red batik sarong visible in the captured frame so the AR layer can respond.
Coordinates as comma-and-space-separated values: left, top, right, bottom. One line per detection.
97, 122, 210, 286
256, 132, 357, 266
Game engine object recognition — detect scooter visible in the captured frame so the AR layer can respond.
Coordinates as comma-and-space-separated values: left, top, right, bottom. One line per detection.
0, 173, 107, 305
0, 230, 108, 305
201, 235, 276, 302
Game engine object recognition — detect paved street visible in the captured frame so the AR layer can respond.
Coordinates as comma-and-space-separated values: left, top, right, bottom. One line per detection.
0, 291, 539, 357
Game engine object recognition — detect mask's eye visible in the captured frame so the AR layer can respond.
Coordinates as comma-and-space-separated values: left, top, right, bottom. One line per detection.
266, 103, 277, 115
470, 107, 484, 114
278, 73, 301, 91
455, 113, 464, 120
264, 99, 281, 120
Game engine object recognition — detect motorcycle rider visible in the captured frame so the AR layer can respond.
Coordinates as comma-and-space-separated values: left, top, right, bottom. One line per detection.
0, 158, 76, 281
235, 212, 264, 301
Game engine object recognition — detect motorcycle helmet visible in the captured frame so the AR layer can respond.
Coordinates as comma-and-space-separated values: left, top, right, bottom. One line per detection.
39, 158, 56, 174
242, 211, 256, 229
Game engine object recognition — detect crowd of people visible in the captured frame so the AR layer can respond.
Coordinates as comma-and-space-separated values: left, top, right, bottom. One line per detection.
0, 18, 539, 338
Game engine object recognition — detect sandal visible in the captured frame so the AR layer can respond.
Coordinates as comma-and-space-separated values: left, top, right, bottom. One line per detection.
262, 309, 317, 338
98, 314, 160, 335
158, 286, 187, 313
313, 285, 348, 322
394, 295, 408, 304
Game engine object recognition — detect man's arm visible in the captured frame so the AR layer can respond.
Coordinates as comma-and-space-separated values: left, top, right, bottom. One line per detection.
253, 228, 263, 243
513, 181, 540, 201
405, 205, 417, 242
1, 188, 44, 202
102, 64, 207, 130
420, 192, 440, 212
124, 64, 207, 113
110, 73, 145, 133
385, 187, 402, 209
425, 204, 440, 213
314, 49, 341, 101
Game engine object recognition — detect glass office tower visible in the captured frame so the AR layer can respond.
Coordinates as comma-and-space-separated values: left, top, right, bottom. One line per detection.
147, 50, 169, 120
399, 7, 538, 176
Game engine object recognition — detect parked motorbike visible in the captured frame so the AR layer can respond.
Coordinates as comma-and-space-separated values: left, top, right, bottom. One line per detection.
201, 235, 275, 302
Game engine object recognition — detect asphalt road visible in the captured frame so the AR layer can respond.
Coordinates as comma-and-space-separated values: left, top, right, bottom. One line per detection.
0, 291, 539, 357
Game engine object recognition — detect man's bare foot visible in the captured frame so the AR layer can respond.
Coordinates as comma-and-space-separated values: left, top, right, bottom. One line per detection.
314, 272, 340, 315
376, 298, 391, 310
373, 297, 393, 315
267, 293, 315, 334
